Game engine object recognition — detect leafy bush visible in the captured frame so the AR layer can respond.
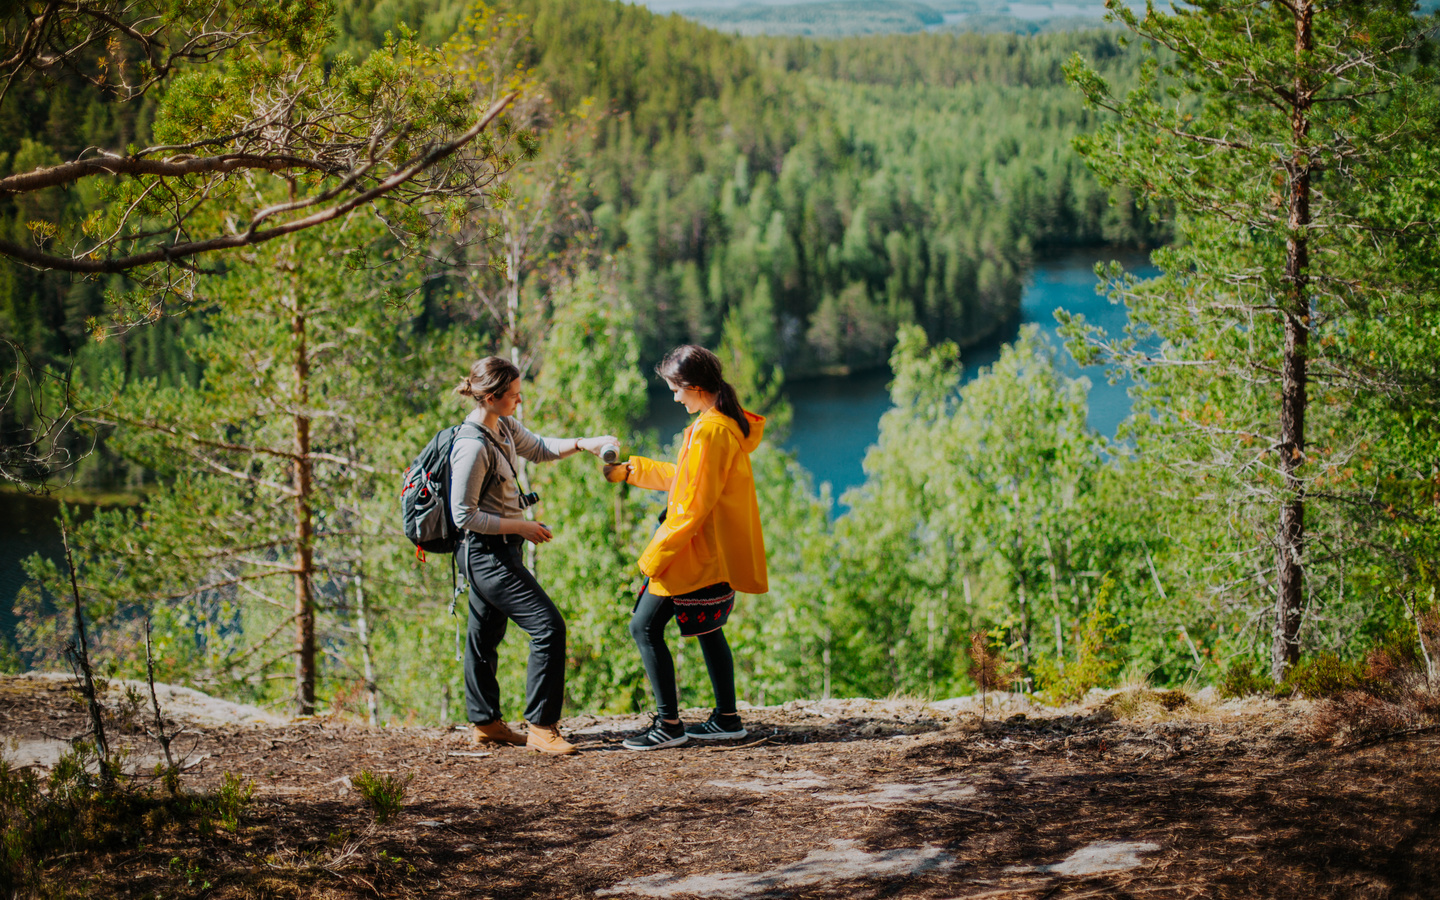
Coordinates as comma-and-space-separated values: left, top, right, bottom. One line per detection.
0, 758, 45, 897
1035, 576, 1124, 704
0, 755, 259, 897
1283, 652, 1365, 699
1308, 624, 1440, 744
1218, 658, 1278, 699
209, 772, 255, 833
354, 771, 409, 824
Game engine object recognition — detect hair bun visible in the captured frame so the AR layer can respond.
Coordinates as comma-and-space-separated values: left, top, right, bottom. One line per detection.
456, 357, 521, 406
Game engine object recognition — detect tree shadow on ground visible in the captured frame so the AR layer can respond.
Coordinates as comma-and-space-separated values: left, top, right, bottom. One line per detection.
866, 731, 1440, 900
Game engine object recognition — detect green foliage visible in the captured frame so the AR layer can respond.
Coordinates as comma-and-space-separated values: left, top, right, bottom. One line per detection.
0, 637, 22, 676
827, 323, 1148, 697
1283, 653, 1366, 701
354, 770, 409, 823
3, 0, 1163, 494
1218, 659, 1278, 700
1035, 575, 1123, 703
210, 772, 255, 833
0, 0, 531, 491
0, 758, 44, 897
1225, 632, 1418, 703
0, 746, 258, 897
15, 221, 459, 714
11, 0, 1440, 714
331, 1, 1160, 375
1065, 0, 1440, 678
167, 855, 212, 891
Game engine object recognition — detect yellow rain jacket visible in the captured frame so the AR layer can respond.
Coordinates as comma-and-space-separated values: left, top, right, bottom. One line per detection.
626, 407, 769, 597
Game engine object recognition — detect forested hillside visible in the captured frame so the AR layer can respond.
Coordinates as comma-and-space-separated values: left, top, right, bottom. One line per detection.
5, 0, 1436, 736
2, 0, 1156, 455
495, 3, 1162, 374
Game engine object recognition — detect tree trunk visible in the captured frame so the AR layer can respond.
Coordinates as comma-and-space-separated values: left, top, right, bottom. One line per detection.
1273, 0, 1314, 682
354, 562, 379, 727
505, 230, 539, 572
293, 298, 317, 715
60, 514, 111, 778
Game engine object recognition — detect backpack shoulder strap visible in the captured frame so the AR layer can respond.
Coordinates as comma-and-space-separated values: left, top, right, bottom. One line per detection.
454, 421, 500, 507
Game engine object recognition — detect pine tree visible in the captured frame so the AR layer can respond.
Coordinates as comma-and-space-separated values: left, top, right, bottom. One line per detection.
21, 219, 450, 714
1066, 0, 1440, 678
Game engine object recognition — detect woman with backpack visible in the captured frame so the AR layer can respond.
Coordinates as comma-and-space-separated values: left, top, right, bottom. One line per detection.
604, 345, 768, 750
451, 356, 617, 755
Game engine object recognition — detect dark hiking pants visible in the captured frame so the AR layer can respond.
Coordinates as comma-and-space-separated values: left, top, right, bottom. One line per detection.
461, 537, 566, 727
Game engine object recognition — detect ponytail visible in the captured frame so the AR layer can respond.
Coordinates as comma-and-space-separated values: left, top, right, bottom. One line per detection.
656, 345, 750, 438
714, 382, 750, 438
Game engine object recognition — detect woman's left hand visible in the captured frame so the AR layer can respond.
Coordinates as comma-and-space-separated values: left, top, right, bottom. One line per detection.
576, 435, 620, 458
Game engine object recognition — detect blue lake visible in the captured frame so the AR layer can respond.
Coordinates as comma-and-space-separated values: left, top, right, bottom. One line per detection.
1, 249, 1158, 628
643, 248, 1159, 499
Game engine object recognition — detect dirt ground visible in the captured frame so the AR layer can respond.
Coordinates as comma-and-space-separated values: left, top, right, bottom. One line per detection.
3, 674, 1438, 899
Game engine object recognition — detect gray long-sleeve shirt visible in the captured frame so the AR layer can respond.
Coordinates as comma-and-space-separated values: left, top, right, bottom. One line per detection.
449, 410, 570, 534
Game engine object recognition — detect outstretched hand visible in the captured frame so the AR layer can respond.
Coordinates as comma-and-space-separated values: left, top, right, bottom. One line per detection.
602, 463, 628, 484
576, 435, 620, 458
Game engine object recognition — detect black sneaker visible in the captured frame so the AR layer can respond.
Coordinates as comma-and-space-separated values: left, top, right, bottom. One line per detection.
622, 715, 689, 751
685, 711, 747, 741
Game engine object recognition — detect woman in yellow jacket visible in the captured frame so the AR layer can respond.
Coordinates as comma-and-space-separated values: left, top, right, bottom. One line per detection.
606, 345, 768, 750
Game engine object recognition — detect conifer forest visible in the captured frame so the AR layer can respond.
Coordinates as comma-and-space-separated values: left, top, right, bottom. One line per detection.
3, 0, 1439, 732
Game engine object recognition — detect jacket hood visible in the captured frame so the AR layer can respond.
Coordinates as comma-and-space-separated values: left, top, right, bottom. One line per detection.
700, 408, 765, 453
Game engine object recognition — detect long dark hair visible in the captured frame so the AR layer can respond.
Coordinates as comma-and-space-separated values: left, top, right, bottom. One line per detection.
656, 345, 750, 438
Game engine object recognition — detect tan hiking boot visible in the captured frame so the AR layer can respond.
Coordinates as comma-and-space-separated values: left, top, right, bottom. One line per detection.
526, 722, 577, 755
471, 720, 527, 746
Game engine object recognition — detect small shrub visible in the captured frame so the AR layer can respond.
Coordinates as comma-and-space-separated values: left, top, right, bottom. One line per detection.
1218, 658, 1278, 699
1284, 652, 1365, 699
965, 626, 1022, 722
1036, 576, 1123, 704
0, 746, 262, 896
0, 759, 44, 896
1362, 624, 1425, 691
155, 761, 182, 798
114, 684, 148, 735
168, 855, 211, 890
1, 748, 159, 894
211, 772, 254, 833
354, 770, 409, 824
966, 630, 1020, 693
1104, 687, 1193, 720
1305, 620, 1440, 744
